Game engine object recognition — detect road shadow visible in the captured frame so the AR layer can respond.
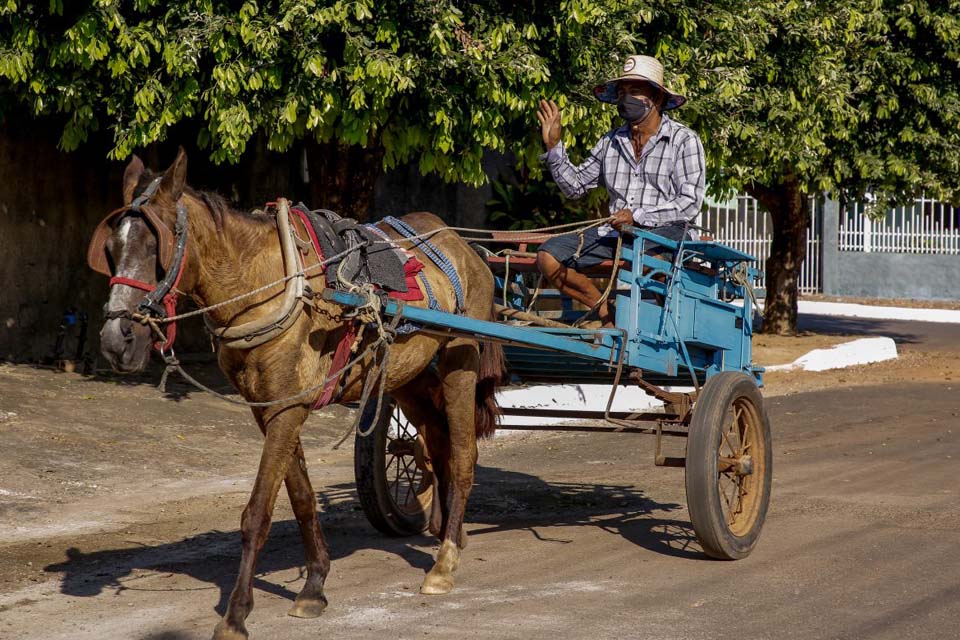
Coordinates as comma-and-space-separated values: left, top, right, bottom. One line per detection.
795, 314, 926, 346
468, 464, 696, 560
43, 483, 435, 616
44, 464, 696, 620
93, 355, 235, 403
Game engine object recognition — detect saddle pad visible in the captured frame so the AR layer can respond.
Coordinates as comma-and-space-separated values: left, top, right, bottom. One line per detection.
289, 205, 424, 303
291, 205, 409, 293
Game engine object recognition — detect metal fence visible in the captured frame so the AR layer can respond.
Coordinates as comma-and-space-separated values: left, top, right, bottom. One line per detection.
699, 195, 822, 294
700, 194, 959, 295
840, 196, 960, 254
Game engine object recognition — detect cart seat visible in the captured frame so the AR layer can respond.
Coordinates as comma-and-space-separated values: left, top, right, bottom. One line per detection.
482, 230, 728, 277
484, 231, 626, 275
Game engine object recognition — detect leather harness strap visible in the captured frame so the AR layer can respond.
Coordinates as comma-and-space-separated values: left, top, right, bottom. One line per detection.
287, 206, 358, 409
312, 321, 360, 409
107, 246, 188, 351
94, 176, 190, 353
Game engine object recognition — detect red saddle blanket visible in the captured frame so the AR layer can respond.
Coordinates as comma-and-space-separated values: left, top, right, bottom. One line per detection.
388, 256, 427, 302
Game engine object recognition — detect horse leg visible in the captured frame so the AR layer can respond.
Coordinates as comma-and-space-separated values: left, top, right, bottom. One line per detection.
213, 405, 308, 640
249, 410, 330, 619
420, 338, 480, 595
423, 418, 453, 542
284, 440, 330, 618
394, 375, 452, 540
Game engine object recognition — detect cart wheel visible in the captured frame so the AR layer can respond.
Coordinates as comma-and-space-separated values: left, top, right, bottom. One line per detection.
354, 396, 434, 536
685, 372, 772, 560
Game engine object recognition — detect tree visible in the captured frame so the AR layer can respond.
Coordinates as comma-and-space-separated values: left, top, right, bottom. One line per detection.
3, 1, 958, 332
670, 0, 960, 333
0, 0, 651, 216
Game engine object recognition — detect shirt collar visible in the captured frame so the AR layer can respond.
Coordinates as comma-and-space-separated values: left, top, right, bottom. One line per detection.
614, 112, 674, 143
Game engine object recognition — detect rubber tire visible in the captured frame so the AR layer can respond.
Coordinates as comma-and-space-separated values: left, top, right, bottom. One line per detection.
354, 396, 431, 536
685, 372, 772, 560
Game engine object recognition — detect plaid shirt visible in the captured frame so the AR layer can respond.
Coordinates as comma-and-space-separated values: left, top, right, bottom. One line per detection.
542, 113, 706, 236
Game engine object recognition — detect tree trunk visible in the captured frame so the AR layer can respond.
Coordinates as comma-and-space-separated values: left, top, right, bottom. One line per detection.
749, 171, 808, 335
304, 140, 384, 221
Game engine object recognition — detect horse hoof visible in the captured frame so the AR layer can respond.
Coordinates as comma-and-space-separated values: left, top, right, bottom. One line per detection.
420, 572, 454, 595
212, 620, 248, 640
288, 595, 328, 619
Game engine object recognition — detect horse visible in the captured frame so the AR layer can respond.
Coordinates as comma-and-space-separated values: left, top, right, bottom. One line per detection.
91, 148, 505, 640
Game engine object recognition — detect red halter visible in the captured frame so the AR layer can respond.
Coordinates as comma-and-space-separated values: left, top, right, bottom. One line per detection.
109, 247, 188, 351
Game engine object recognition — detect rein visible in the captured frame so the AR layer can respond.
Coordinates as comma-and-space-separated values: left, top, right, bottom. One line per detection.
92, 193, 611, 416
107, 249, 187, 350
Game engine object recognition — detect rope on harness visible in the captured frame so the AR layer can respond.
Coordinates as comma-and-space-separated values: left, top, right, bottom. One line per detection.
526, 273, 544, 313
573, 233, 623, 328
502, 253, 510, 308
329, 311, 404, 450
573, 229, 586, 260
156, 328, 389, 408
381, 215, 465, 313
141, 218, 608, 327
731, 262, 762, 318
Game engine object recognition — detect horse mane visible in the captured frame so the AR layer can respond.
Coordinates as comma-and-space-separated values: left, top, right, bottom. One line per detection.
132, 170, 274, 233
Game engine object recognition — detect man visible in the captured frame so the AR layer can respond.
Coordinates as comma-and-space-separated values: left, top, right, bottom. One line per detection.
536, 54, 705, 326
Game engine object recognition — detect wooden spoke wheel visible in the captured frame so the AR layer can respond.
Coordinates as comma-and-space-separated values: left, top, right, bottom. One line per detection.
354, 396, 435, 536
685, 372, 772, 560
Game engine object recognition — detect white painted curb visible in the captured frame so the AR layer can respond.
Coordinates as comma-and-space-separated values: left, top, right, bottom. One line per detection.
495, 383, 689, 429
800, 301, 960, 324
765, 337, 898, 372
491, 384, 695, 435
487, 300, 947, 434
736, 299, 960, 323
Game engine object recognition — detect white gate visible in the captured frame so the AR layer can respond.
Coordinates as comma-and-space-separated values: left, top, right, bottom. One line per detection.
699, 193, 959, 298
699, 195, 822, 294
840, 196, 960, 254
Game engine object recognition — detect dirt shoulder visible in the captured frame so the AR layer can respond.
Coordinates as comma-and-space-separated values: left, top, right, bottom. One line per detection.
0, 361, 356, 586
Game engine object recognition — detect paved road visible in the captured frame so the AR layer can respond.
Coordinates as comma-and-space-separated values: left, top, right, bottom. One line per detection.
1, 317, 958, 640
797, 314, 960, 354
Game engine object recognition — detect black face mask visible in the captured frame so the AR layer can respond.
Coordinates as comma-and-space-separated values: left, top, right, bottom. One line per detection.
617, 94, 656, 125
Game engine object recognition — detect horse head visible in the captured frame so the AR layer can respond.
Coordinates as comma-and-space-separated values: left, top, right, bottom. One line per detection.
93, 149, 189, 373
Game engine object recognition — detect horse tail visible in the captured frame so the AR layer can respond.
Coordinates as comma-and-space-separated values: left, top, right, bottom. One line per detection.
475, 331, 506, 439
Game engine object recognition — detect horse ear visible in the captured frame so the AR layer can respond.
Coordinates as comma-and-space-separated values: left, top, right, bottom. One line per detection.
159, 146, 188, 201
122, 155, 145, 204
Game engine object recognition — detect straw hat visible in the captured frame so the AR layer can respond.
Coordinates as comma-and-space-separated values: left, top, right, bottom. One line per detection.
593, 55, 686, 110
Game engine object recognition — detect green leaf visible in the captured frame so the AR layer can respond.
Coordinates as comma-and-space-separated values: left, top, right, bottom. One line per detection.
283, 98, 298, 124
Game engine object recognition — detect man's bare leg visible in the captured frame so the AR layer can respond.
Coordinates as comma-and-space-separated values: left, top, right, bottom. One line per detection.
537, 251, 613, 326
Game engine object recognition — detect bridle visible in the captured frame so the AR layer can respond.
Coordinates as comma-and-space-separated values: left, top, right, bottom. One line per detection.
98, 177, 189, 352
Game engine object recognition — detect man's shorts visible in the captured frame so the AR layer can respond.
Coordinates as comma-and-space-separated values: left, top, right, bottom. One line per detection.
538, 222, 690, 271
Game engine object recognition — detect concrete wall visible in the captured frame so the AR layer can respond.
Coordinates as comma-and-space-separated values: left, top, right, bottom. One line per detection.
826, 252, 960, 300
822, 199, 960, 301
0, 124, 118, 362
0, 125, 306, 362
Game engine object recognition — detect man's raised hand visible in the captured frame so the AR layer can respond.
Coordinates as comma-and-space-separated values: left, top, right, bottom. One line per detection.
537, 99, 562, 150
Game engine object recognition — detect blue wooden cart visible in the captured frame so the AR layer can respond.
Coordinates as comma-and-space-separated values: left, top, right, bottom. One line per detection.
338, 227, 772, 561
